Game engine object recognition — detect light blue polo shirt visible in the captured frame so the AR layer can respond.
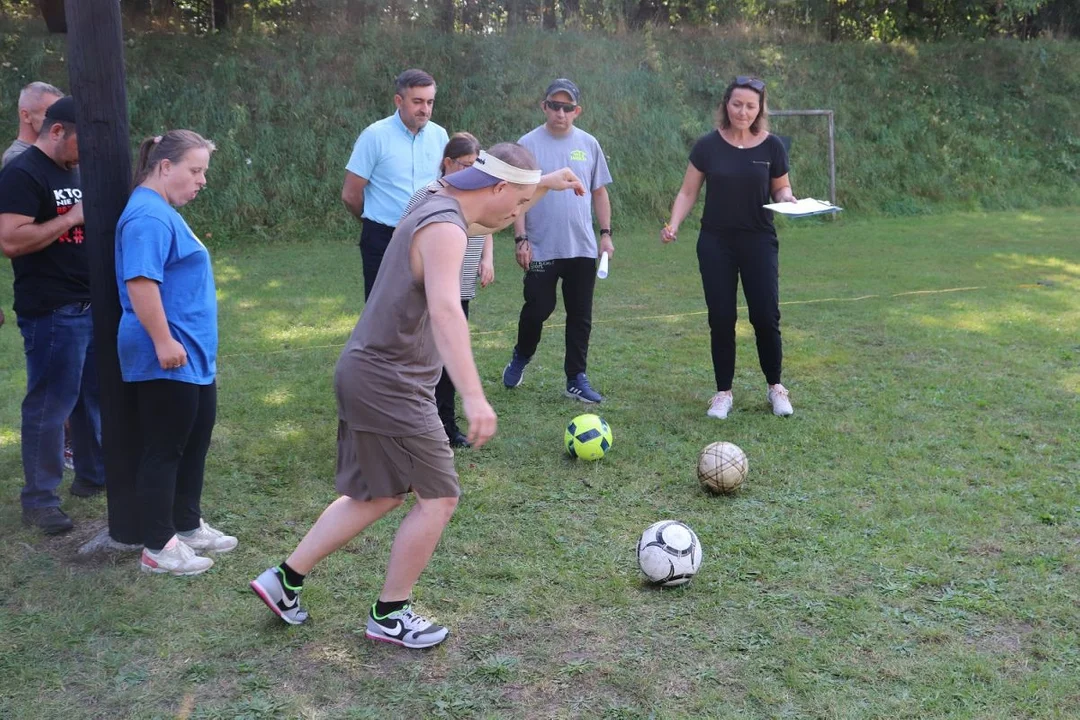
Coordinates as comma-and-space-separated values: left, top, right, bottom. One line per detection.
345, 111, 449, 228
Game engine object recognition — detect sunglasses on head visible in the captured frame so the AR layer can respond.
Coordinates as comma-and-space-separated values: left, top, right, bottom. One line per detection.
544, 100, 578, 113
735, 76, 766, 92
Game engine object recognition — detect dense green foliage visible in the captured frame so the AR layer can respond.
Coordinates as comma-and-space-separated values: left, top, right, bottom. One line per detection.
1, 20, 1078, 243
4, 0, 1079, 39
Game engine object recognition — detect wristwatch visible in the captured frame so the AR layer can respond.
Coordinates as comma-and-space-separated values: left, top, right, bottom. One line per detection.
514, 235, 529, 244
599, 228, 612, 236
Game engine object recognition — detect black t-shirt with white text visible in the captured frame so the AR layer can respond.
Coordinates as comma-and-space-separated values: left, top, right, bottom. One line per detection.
0, 146, 88, 317
689, 131, 790, 235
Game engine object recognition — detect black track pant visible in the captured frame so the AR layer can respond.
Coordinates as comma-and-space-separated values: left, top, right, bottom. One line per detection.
697, 229, 782, 391
134, 380, 216, 550
514, 257, 596, 379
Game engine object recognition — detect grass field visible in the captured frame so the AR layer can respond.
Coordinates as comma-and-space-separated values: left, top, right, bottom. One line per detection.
0, 210, 1078, 719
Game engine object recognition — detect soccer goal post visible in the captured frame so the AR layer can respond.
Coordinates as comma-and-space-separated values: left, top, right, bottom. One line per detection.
768, 109, 836, 206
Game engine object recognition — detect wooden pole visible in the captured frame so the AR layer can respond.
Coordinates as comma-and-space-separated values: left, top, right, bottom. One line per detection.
64, 0, 142, 545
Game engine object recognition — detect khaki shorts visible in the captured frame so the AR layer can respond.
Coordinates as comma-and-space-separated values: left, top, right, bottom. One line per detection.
335, 421, 460, 500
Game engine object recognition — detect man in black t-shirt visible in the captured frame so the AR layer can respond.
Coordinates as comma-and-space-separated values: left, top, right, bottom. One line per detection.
0, 96, 106, 534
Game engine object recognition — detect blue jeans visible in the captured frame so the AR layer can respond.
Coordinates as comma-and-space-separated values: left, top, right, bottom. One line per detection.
17, 302, 105, 509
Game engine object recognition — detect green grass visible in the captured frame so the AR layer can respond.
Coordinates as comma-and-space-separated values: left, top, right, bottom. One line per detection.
1, 209, 1079, 718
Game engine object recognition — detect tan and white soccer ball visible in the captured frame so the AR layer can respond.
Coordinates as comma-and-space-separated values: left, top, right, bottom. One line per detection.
697, 441, 748, 494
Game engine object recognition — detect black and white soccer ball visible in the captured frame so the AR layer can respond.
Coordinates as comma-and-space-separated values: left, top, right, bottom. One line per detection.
636, 520, 702, 587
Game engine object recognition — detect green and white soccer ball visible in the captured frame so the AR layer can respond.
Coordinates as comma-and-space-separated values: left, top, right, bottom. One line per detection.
565, 413, 613, 461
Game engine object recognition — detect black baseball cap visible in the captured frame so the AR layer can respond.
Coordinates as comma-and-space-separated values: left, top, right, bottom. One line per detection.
544, 79, 580, 104
43, 96, 77, 125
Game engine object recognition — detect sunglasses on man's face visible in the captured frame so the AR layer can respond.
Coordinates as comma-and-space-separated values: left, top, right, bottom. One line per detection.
544, 100, 578, 113
735, 76, 766, 92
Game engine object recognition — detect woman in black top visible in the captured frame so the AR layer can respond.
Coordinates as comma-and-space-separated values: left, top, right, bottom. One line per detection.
662, 76, 797, 419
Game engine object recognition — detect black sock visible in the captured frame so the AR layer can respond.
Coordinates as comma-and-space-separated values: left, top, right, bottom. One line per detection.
278, 562, 305, 591
373, 598, 409, 618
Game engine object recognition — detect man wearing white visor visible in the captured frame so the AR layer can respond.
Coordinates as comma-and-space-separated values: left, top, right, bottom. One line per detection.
251, 143, 584, 649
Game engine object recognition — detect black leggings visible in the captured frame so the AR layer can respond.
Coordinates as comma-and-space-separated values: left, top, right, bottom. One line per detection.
514, 257, 596, 378
435, 300, 470, 434
697, 229, 782, 391
134, 380, 217, 550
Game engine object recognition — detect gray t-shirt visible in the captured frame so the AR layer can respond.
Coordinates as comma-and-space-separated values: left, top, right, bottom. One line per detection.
518, 125, 612, 262
1, 139, 32, 169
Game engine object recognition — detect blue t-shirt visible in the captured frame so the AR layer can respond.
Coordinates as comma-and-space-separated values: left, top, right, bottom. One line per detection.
115, 187, 217, 385
345, 112, 449, 227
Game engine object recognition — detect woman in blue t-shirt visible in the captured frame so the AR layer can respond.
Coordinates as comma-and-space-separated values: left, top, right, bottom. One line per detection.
661, 76, 798, 420
116, 130, 236, 576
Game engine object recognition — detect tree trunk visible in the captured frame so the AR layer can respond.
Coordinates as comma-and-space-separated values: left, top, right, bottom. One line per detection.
38, 0, 68, 32
63, 0, 143, 545
542, 0, 556, 29
213, 0, 229, 30
507, 0, 526, 28
437, 0, 455, 32
562, 0, 579, 24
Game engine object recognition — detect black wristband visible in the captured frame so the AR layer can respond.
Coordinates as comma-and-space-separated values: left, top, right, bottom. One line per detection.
514, 235, 529, 244
599, 228, 612, 236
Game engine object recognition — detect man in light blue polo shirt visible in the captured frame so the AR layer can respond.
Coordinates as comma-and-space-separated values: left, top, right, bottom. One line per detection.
342, 69, 450, 299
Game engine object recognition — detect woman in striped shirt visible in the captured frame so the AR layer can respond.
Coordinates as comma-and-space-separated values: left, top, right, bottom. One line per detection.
401, 132, 494, 448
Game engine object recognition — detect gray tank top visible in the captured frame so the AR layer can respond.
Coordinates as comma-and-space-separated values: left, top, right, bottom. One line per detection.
335, 192, 468, 436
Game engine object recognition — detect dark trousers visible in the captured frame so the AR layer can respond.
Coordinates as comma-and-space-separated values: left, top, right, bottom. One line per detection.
435, 300, 470, 434
514, 257, 596, 379
697, 229, 782, 391
134, 380, 217, 550
360, 219, 395, 300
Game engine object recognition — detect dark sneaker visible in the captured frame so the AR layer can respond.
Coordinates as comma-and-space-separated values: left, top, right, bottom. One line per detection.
565, 373, 603, 403
70, 477, 105, 498
366, 604, 449, 649
22, 507, 74, 535
447, 429, 471, 448
502, 349, 531, 388
250, 567, 309, 625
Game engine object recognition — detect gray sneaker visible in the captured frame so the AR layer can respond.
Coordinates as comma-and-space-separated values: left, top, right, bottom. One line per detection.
366, 604, 449, 649
250, 567, 309, 625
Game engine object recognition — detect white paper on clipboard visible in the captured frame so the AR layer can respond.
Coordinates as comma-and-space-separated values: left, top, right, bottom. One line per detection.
764, 198, 842, 217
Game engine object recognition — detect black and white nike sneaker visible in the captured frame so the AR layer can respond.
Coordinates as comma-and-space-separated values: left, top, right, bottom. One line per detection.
365, 604, 449, 649
250, 567, 309, 625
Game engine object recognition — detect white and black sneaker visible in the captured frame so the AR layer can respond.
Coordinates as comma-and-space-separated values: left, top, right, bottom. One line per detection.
366, 604, 449, 649
250, 567, 309, 625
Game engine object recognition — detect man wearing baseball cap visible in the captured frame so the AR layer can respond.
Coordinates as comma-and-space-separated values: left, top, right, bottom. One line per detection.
502, 78, 614, 403
251, 144, 584, 648
0, 96, 106, 534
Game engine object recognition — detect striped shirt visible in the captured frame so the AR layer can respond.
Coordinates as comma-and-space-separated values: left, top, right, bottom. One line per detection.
402, 180, 485, 301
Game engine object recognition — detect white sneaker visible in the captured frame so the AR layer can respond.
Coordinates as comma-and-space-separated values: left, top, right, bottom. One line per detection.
180, 519, 238, 553
767, 384, 794, 416
140, 537, 214, 576
707, 391, 733, 419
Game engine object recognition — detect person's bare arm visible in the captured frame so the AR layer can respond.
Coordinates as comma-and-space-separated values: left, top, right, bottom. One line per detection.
416, 223, 497, 447
592, 185, 613, 258
661, 164, 705, 243
126, 278, 188, 369
341, 171, 369, 222
770, 174, 796, 203
0, 203, 83, 258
